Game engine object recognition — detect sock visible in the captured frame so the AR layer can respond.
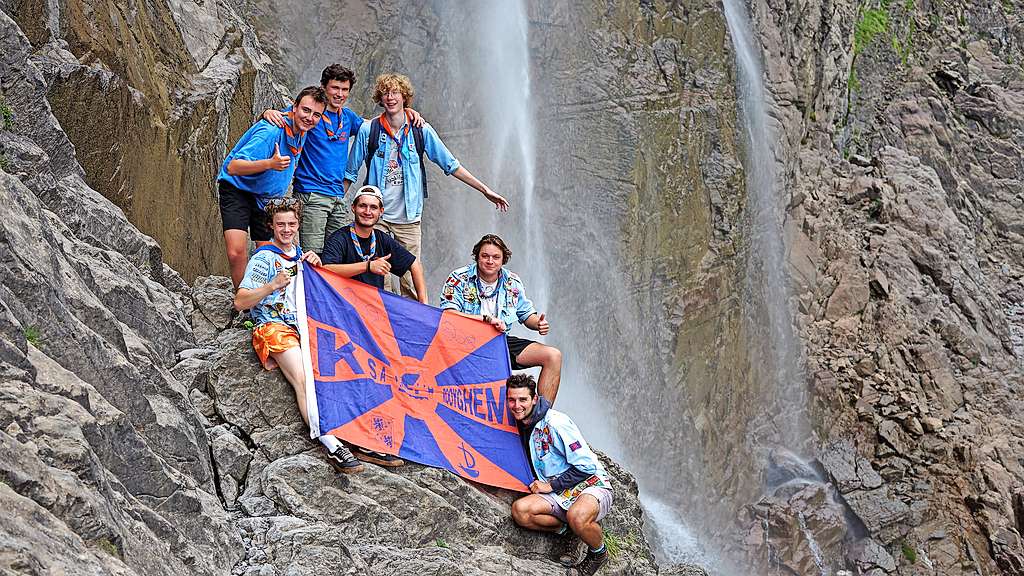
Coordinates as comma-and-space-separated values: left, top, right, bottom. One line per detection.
555, 523, 569, 535
319, 434, 342, 453
589, 544, 605, 554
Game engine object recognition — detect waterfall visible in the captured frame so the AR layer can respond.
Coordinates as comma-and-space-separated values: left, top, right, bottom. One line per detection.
722, 0, 809, 457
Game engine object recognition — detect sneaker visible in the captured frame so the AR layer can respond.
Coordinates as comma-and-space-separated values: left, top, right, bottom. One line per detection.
324, 445, 364, 474
567, 548, 608, 576
353, 447, 405, 468
552, 531, 582, 567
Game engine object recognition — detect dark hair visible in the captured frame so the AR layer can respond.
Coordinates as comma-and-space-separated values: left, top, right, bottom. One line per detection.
506, 373, 536, 397
265, 197, 302, 225
472, 234, 511, 265
321, 64, 356, 87
294, 86, 327, 107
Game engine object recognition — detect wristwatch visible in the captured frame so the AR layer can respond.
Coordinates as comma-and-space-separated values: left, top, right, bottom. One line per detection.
482, 314, 492, 323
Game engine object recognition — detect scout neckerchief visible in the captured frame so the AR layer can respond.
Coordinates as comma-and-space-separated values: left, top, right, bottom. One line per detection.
253, 243, 302, 260
254, 243, 302, 277
282, 112, 305, 156
349, 226, 376, 261
474, 268, 501, 309
323, 107, 347, 141
378, 110, 412, 168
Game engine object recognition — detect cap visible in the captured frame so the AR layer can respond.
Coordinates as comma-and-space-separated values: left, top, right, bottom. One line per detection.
353, 185, 383, 204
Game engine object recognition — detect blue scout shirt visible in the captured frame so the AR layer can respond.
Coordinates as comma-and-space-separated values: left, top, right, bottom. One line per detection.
438, 263, 535, 331
217, 118, 308, 205
344, 117, 460, 223
284, 105, 363, 197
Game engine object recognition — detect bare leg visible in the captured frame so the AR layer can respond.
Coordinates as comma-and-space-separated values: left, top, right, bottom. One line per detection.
566, 494, 603, 549
270, 346, 308, 425
224, 229, 250, 289
511, 495, 564, 532
515, 343, 563, 404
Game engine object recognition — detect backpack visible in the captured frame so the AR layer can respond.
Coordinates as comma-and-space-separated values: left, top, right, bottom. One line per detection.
364, 118, 428, 198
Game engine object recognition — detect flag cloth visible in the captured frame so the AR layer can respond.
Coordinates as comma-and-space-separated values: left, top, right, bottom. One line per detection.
297, 263, 533, 491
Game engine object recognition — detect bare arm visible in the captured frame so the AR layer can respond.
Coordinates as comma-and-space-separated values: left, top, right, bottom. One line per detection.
451, 166, 510, 211
410, 261, 428, 304
322, 262, 373, 278
227, 143, 290, 175
523, 312, 549, 335
234, 272, 290, 311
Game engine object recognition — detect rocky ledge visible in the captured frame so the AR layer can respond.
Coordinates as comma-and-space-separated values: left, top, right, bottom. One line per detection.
184, 276, 667, 575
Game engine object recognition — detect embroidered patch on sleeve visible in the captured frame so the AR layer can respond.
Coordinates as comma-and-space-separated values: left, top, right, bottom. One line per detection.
569, 441, 581, 452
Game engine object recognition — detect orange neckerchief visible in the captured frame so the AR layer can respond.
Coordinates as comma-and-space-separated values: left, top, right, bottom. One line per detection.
283, 111, 305, 156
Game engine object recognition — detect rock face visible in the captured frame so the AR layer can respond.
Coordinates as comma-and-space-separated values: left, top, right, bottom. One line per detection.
0, 2, 682, 574
2, 0, 281, 281
749, 0, 1024, 573
246, 0, 1024, 574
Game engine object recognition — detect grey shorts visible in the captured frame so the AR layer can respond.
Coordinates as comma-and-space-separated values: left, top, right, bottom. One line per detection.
539, 487, 613, 523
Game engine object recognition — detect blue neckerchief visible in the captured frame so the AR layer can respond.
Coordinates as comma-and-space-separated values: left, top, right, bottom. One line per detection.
253, 244, 302, 261
349, 227, 376, 261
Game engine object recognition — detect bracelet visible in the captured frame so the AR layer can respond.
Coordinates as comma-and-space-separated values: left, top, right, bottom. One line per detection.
366, 259, 371, 273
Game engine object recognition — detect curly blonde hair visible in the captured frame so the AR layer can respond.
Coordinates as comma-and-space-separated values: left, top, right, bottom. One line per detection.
372, 73, 415, 108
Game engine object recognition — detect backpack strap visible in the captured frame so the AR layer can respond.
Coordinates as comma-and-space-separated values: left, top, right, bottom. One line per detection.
412, 125, 428, 198
362, 118, 382, 186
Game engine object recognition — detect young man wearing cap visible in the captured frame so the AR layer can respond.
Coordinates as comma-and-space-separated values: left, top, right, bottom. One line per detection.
343, 73, 511, 301
219, 86, 327, 288
233, 199, 364, 474
320, 185, 427, 304
318, 185, 425, 468
261, 65, 425, 255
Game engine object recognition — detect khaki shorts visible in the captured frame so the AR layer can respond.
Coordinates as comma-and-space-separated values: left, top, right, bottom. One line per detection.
375, 220, 422, 300
539, 487, 613, 523
296, 191, 351, 255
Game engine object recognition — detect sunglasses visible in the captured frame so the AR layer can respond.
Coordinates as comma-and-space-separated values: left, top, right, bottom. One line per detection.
266, 197, 300, 209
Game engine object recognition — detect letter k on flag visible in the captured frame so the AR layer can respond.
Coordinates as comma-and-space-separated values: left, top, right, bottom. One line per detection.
296, 264, 533, 491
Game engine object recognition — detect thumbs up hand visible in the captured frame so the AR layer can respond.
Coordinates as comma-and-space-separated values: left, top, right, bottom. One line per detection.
368, 253, 392, 276
536, 313, 549, 336
269, 143, 291, 171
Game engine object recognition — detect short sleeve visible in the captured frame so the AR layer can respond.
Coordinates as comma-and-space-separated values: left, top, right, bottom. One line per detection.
239, 252, 273, 290
233, 122, 278, 162
321, 228, 347, 263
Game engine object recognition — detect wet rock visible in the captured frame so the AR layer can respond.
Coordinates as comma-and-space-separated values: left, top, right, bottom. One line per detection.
849, 538, 897, 573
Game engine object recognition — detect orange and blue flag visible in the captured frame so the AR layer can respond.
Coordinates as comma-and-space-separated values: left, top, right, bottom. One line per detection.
297, 264, 532, 491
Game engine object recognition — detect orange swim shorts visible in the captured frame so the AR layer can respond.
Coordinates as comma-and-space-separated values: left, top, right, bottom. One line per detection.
252, 322, 300, 369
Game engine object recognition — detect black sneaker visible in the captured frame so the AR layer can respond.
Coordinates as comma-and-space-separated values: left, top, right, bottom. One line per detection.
353, 447, 405, 468
324, 445, 364, 474
567, 548, 607, 576
552, 531, 582, 567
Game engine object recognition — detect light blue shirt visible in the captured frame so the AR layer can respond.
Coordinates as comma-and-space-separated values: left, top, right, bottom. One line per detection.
238, 247, 300, 328
438, 263, 535, 331
344, 120, 461, 223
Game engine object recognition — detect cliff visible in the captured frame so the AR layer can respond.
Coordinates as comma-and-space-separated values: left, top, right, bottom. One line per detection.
0, 2, 678, 575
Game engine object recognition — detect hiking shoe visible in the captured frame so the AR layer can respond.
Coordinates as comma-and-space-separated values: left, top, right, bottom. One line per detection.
567, 548, 608, 576
324, 445, 364, 474
552, 532, 582, 567
353, 447, 405, 468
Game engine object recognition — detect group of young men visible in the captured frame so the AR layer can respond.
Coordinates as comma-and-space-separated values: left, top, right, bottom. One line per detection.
217, 65, 613, 574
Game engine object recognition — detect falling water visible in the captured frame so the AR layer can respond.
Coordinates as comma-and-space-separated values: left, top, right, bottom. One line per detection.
722, 0, 809, 457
